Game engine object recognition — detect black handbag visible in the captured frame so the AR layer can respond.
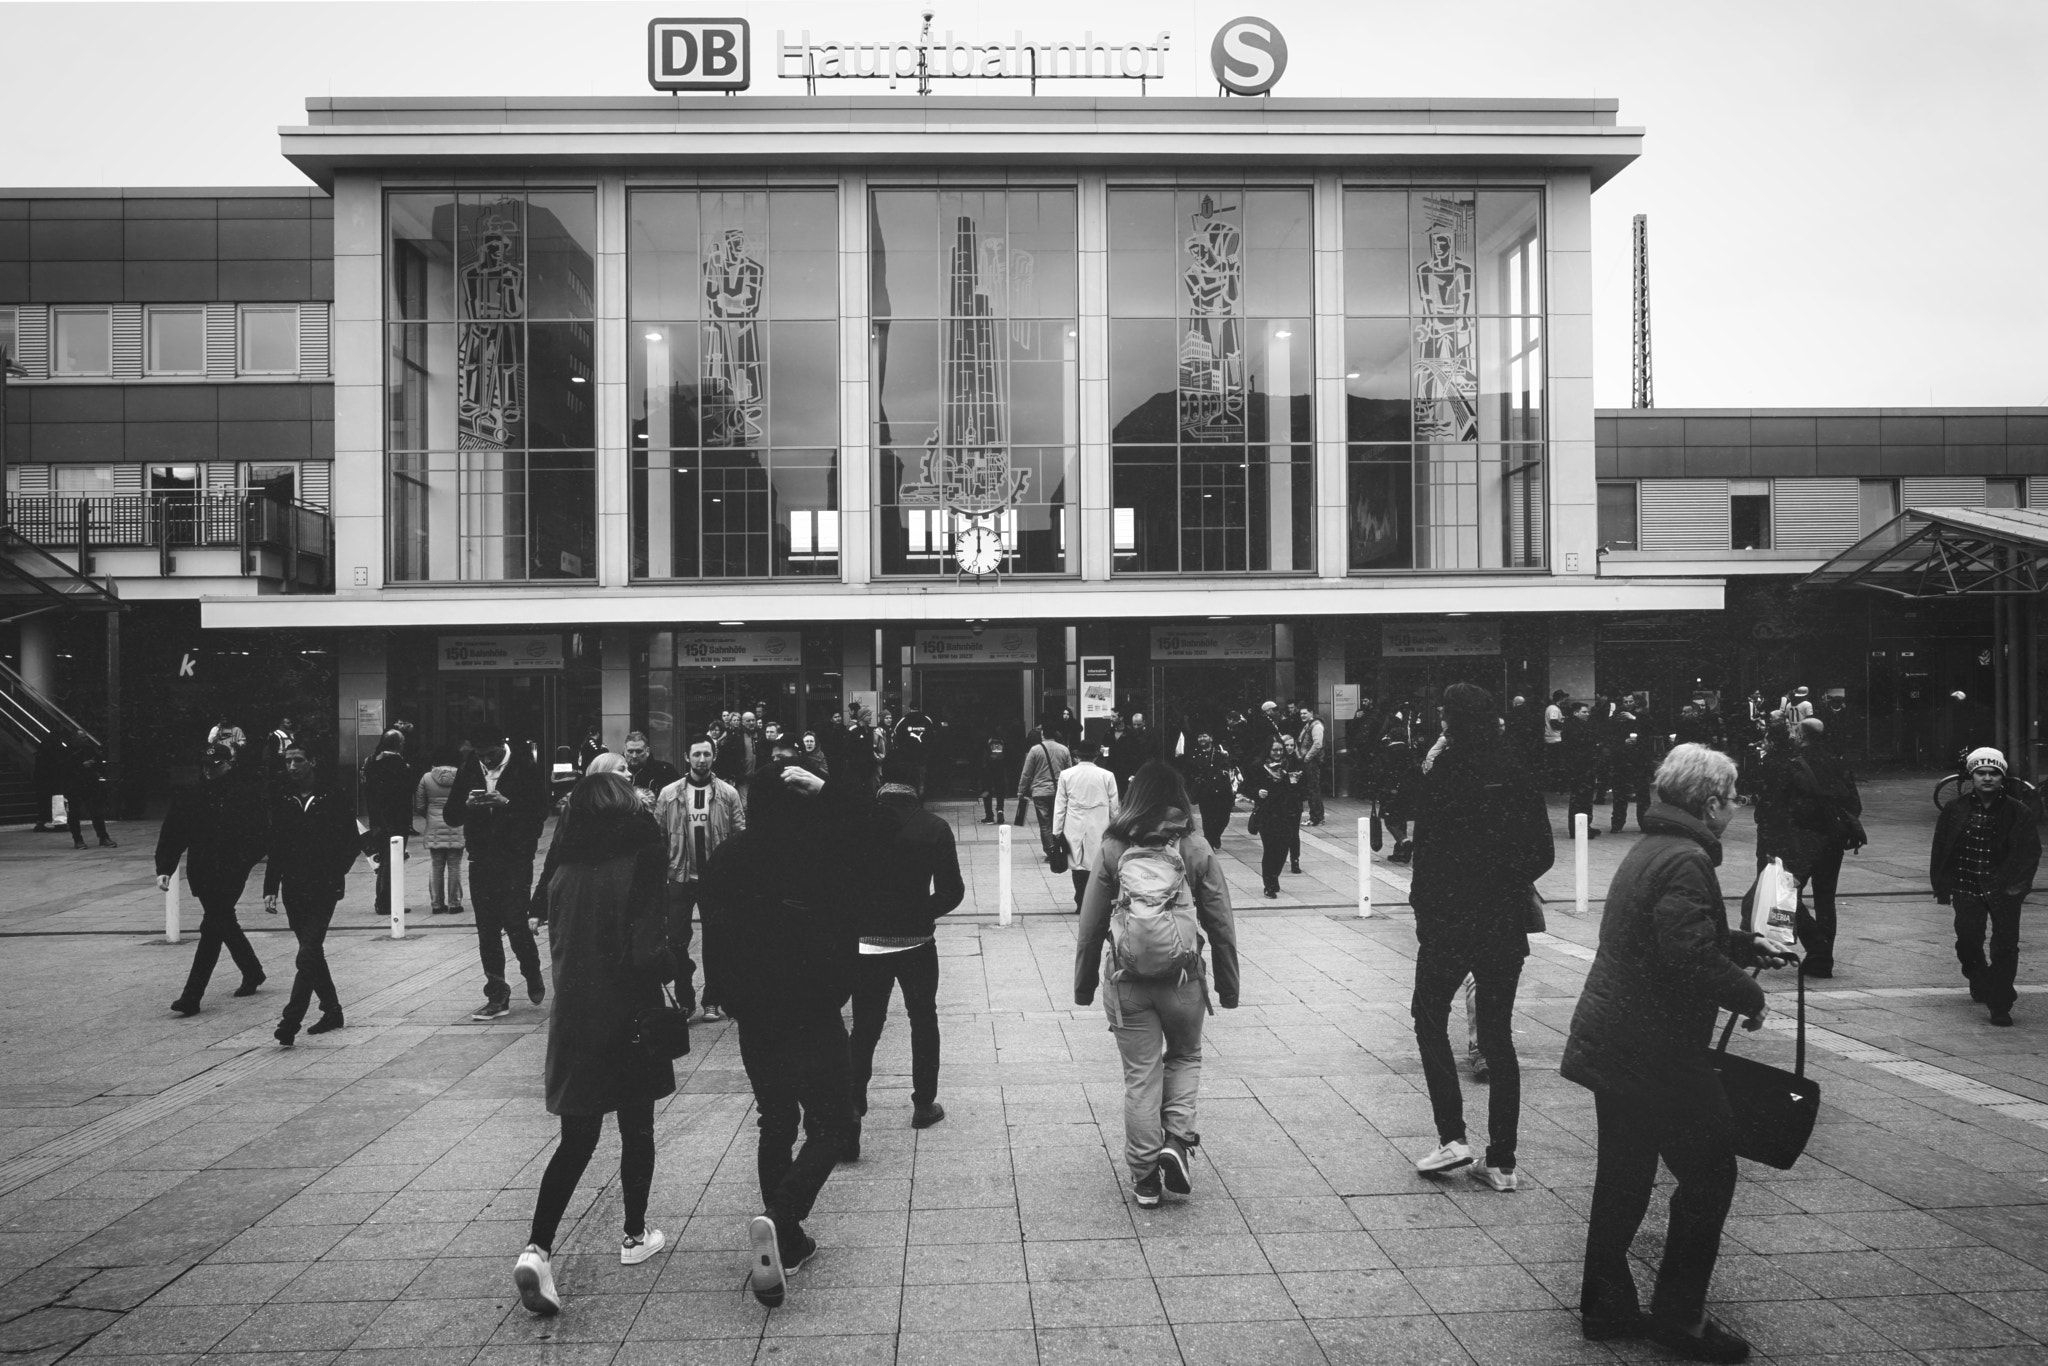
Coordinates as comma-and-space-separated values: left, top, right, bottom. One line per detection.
630, 982, 691, 1061
1049, 834, 1071, 874
1711, 963, 1820, 1170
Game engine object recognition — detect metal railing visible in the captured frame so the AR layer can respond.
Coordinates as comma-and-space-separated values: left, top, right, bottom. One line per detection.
0, 657, 98, 776
8, 494, 332, 591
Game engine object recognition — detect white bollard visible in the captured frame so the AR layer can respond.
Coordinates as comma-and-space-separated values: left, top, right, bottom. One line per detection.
389, 835, 406, 940
165, 878, 181, 945
997, 823, 1013, 927
1357, 816, 1373, 918
1574, 812, 1590, 917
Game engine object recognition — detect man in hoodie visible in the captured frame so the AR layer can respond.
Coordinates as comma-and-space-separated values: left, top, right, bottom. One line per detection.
361, 729, 415, 918
850, 755, 965, 1136
445, 730, 551, 1021
700, 759, 866, 1310
156, 740, 269, 1016
1406, 683, 1556, 1192
656, 736, 744, 1023
264, 744, 362, 1045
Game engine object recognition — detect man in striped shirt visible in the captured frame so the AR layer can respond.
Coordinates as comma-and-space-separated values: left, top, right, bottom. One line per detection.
1931, 747, 2041, 1027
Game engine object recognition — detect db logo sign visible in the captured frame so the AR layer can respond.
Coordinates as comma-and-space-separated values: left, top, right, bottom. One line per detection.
649, 17, 751, 91
1210, 16, 1287, 96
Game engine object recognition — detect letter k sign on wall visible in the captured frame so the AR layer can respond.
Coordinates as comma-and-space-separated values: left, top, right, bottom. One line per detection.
650, 18, 752, 91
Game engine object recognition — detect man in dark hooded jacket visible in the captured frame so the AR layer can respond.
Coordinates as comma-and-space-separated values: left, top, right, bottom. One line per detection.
700, 760, 868, 1310
157, 740, 269, 1015
1405, 683, 1554, 1192
446, 731, 551, 1020
264, 744, 362, 1045
361, 729, 414, 917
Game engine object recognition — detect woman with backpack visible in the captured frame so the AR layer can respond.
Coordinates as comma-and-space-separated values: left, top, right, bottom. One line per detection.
1073, 761, 1239, 1210
1245, 737, 1304, 898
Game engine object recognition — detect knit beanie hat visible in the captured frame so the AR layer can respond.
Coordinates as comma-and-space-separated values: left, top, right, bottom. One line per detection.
1966, 746, 2008, 776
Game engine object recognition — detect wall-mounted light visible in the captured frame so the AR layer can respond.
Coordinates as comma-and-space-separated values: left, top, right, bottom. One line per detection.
644, 331, 664, 342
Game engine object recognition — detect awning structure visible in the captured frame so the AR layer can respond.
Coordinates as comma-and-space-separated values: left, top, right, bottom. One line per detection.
1799, 506, 2048, 598
0, 527, 122, 623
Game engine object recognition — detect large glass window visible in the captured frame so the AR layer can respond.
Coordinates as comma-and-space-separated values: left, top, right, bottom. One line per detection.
385, 191, 598, 582
1345, 189, 1545, 571
240, 305, 299, 375
52, 308, 111, 377
629, 190, 840, 579
1108, 189, 1312, 574
1597, 480, 1638, 551
872, 188, 1077, 576
146, 307, 205, 375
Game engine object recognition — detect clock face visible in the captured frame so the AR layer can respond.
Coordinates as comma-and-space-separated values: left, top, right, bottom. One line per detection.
956, 522, 1003, 576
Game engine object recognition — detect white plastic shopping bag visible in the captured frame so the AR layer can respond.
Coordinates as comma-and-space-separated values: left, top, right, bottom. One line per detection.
1746, 857, 1799, 952
49, 794, 68, 825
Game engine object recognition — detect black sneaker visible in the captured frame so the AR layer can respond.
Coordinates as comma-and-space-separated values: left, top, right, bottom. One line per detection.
783, 1229, 818, 1274
307, 1010, 344, 1035
274, 1021, 297, 1048
911, 1102, 946, 1130
1158, 1136, 1193, 1195
1992, 1009, 2015, 1027
171, 998, 200, 1017
748, 1215, 787, 1307
234, 972, 265, 998
527, 977, 547, 1006
472, 1000, 511, 1022
1646, 1315, 1749, 1363
1132, 1172, 1163, 1209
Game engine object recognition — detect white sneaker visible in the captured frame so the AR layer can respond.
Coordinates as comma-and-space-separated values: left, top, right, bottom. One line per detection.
1471, 1164, 1519, 1192
513, 1244, 561, 1316
621, 1227, 666, 1265
748, 1214, 787, 1308
1414, 1140, 1474, 1175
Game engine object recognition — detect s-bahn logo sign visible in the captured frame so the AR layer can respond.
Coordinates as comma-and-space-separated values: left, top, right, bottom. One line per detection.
1209, 16, 1287, 95
650, 18, 752, 91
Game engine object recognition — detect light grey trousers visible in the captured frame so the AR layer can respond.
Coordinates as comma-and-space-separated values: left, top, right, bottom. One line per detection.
1104, 975, 1207, 1180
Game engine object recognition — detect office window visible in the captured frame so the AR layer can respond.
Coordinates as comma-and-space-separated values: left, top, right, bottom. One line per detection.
1730, 478, 1772, 550
54, 466, 115, 496
1597, 480, 1638, 551
52, 308, 111, 376
1343, 189, 1545, 570
385, 190, 599, 582
245, 464, 297, 502
872, 187, 1077, 576
240, 305, 299, 375
1988, 477, 2024, 509
628, 189, 843, 579
0, 307, 15, 366
1109, 187, 1311, 574
146, 307, 206, 375
1859, 478, 1900, 537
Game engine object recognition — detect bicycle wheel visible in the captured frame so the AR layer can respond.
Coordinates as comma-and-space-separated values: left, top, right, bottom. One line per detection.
1933, 774, 1966, 810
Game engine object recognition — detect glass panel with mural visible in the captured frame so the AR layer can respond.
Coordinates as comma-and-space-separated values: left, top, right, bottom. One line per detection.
1108, 187, 1314, 574
384, 190, 597, 581
1343, 187, 1546, 571
872, 188, 1078, 577
627, 189, 841, 580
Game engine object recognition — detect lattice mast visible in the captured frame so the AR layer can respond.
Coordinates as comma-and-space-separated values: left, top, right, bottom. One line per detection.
1631, 213, 1653, 409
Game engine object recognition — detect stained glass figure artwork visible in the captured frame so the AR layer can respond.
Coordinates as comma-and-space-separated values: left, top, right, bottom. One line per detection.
457, 205, 526, 450
1178, 195, 1245, 443
1413, 195, 1477, 444
701, 228, 766, 446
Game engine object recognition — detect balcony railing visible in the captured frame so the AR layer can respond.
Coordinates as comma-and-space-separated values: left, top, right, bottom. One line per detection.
8, 494, 333, 592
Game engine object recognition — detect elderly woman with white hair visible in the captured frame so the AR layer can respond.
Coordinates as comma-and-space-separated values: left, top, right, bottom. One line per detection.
1561, 743, 1797, 1364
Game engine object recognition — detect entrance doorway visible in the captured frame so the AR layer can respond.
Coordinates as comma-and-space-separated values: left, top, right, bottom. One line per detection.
674, 672, 802, 743
437, 673, 561, 767
1148, 664, 1273, 763
1378, 657, 1504, 718
918, 669, 1028, 796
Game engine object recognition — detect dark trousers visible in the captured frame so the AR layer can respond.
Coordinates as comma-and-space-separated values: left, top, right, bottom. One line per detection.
1795, 843, 1846, 972
372, 832, 407, 914
1197, 797, 1232, 848
662, 883, 702, 1012
65, 790, 109, 845
470, 857, 542, 1005
1029, 794, 1056, 857
280, 886, 340, 1025
181, 884, 263, 1003
981, 788, 1006, 823
528, 1099, 656, 1252
738, 1015, 857, 1230
1302, 761, 1325, 824
1070, 869, 1090, 911
849, 941, 942, 1109
1954, 891, 2024, 1011
1581, 1085, 1739, 1329
1259, 823, 1293, 892
1411, 938, 1523, 1169
1609, 775, 1650, 832
1567, 764, 1596, 834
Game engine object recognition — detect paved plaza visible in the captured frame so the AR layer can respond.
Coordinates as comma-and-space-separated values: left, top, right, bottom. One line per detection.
4, 778, 2048, 1365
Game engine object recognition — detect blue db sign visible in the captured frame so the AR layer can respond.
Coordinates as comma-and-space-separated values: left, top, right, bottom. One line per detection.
649, 18, 752, 91
1210, 16, 1287, 96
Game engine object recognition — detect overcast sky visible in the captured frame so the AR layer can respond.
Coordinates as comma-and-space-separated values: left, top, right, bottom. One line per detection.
4, 0, 2042, 410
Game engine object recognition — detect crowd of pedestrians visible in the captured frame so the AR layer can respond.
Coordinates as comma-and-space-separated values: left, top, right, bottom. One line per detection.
123, 674, 2044, 1366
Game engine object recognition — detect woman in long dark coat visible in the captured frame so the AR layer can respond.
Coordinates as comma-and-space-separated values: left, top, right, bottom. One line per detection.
513, 772, 676, 1317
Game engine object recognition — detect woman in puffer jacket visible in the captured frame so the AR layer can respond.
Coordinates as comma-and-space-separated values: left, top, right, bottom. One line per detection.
413, 749, 466, 915
513, 771, 676, 1318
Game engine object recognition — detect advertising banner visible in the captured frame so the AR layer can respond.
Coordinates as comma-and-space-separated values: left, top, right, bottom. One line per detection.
1332, 684, 1363, 719
437, 635, 566, 672
914, 628, 1039, 665
1150, 624, 1274, 661
1381, 620, 1501, 658
1079, 656, 1117, 721
675, 631, 802, 668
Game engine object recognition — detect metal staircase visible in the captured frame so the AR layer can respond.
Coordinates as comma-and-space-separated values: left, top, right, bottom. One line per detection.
0, 660, 100, 827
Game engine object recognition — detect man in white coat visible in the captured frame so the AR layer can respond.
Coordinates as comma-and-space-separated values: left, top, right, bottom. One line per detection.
1053, 739, 1120, 913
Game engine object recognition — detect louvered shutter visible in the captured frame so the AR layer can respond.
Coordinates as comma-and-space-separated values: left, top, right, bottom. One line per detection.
1771, 479, 1863, 554
113, 465, 143, 493
12, 465, 50, 496
1637, 479, 1731, 553
110, 306, 143, 379
1900, 477, 1986, 513
14, 306, 49, 379
298, 302, 330, 378
205, 304, 237, 377
300, 462, 331, 509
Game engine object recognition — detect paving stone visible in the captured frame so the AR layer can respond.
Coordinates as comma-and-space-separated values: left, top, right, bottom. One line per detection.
1308, 1312, 1475, 1365
1154, 1272, 1301, 1323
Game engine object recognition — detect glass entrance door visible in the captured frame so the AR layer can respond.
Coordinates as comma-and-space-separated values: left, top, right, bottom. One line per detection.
917, 668, 1030, 797
1148, 663, 1274, 764
674, 672, 802, 744
436, 673, 560, 769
